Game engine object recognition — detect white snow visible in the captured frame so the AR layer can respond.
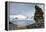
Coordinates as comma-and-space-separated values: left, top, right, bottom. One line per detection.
9, 15, 35, 26
9, 15, 27, 21
9, 15, 34, 21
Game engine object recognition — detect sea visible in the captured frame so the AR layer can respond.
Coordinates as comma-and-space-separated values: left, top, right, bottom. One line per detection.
10, 19, 35, 26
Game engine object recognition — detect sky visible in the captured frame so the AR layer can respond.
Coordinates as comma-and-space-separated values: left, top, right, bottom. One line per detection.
8, 2, 44, 18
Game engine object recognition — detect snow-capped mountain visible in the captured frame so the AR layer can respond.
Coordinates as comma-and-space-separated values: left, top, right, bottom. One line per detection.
10, 15, 27, 21
10, 15, 27, 18
9, 15, 34, 21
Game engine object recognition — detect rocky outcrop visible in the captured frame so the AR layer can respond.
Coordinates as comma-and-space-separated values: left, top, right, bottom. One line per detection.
26, 22, 44, 29
34, 5, 44, 23
26, 5, 44, 28
9, 22, 17, 30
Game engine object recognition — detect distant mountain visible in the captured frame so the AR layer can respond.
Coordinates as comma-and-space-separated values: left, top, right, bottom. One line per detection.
9, 15, 27, 21
9, 15, 34, 21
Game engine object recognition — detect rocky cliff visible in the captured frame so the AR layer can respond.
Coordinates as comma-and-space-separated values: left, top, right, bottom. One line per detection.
34, 5, 44, 23
26, 5, 44, 28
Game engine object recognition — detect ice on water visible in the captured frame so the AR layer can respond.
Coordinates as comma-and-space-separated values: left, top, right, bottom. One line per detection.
9, 15, 35, 26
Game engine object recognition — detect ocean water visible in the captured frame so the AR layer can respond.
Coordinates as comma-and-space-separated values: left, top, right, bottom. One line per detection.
10, 19, 35, 26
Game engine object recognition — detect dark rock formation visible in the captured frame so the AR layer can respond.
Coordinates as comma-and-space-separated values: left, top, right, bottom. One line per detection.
26, 5, 44, 29
9, 22, 17, 30
34, 5, 44, 23
26, 22, 44, 29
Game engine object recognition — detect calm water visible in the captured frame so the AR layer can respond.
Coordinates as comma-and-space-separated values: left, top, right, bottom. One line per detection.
10, 19, 35, 26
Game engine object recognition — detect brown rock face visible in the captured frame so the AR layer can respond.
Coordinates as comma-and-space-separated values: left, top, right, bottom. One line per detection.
34, 5, 44, 23
26, 5, 44, 28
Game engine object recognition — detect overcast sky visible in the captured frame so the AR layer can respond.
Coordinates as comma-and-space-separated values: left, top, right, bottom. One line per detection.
8, 2, 44, 17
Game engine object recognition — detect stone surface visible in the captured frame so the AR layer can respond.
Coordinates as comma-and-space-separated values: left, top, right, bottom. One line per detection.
34, 5, 44, 23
